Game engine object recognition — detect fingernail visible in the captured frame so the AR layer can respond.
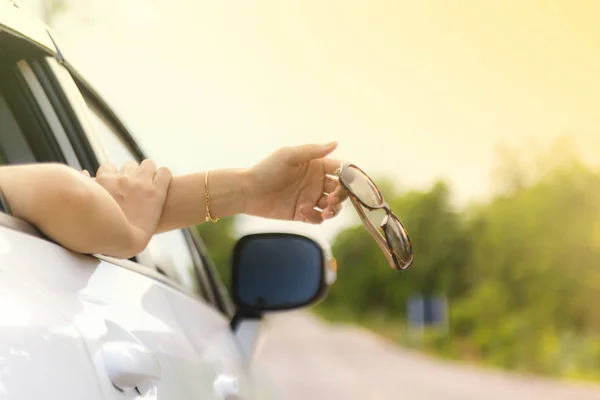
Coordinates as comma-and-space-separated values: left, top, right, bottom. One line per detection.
323, 208, 334, 220
325, 141, 338, 149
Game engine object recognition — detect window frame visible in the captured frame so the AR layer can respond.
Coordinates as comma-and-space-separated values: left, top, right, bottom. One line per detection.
32, 57, 234, 315
0, 30, 231, 308
80, 99, 218, 305
18, 60, 82, 169
28, 58, 96, 170
0, 56, 66, 164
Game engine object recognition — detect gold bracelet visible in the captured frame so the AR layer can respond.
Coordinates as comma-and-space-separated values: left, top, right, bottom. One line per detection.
204, 170, 220, 223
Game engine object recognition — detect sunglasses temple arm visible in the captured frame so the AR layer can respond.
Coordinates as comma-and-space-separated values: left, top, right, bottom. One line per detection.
349, 198, 397, 268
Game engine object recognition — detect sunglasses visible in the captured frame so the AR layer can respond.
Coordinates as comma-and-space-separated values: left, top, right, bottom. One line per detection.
336, 163, 414, 271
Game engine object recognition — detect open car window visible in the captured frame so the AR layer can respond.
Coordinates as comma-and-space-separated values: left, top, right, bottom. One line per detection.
0, 34, 71, 215
0, 23, 228, 312
83, 100, 215, 303
30, 54, 234, 315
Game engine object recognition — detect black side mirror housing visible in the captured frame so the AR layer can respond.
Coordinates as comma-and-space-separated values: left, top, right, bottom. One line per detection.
231, 233, 328, 313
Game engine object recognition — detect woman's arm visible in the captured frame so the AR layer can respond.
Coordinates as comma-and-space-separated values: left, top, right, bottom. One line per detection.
0, 141, 344, 259
155, 168, 246, 233
0, 163, 155, 258
154, 143, 347, 232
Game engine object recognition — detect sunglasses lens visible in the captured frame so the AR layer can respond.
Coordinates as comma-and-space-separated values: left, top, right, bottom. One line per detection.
341, 165, 383, 208
385, 215, 413, 270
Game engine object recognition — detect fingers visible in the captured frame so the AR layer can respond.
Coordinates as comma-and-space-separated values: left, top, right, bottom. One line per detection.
317, 193, 343, 221
138, 159, 157, 180
321, 177, 349, 206
120, 160, 139, 175
153, 166, 172, 190
283, 142, 338, 164
96, 160, 171, 190
299, 205, 324, 225
329, 185, 349, 204
317, 194, 329, 210
324, 176, 339, 194
319, 176, 343, 208
82, 169, 96, 181
96, 163, 117, 177
314, 176, 348, 222
322, 204, 342, 220
304, 188, 346, 224
323, 158, 343, 176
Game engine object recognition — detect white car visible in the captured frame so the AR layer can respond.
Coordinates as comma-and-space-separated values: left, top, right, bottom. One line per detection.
0, 3, 330, 399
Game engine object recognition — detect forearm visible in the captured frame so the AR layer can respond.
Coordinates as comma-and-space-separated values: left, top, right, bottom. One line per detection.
0, 164, 143, 258
156, 168, 247, 233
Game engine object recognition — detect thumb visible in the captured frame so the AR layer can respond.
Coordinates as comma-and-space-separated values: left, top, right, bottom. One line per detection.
285, 142, 338, 164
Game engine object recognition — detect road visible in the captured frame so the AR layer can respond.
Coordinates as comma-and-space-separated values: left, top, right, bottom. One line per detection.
253, 311, 600, 400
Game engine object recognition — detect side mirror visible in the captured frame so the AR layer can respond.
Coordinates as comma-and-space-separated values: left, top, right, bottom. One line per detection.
231, 233, 327, 313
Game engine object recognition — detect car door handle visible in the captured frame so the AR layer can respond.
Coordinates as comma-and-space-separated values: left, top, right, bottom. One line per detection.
214, 374, 245, 400
101, 341, 161, 395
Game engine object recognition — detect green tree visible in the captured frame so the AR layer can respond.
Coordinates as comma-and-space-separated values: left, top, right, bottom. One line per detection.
322, 179, 469, 318
455, 159, 600, 373
320, 137, 600, 380
195, 216, 237, 290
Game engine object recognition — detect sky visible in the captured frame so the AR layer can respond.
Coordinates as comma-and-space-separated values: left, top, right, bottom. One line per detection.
20, 0, 600, 240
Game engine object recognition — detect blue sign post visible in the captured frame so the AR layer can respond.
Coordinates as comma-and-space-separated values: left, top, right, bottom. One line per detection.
407, 294, 448, 341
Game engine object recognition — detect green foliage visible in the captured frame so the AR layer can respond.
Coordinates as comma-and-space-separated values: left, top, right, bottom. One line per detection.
324, 179, 469, 318
195, 216, 237, 291
317, 139, 600, 381
191, 137, 600, 381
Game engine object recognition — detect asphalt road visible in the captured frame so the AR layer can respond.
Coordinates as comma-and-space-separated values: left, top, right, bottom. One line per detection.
253, 311, 600, 400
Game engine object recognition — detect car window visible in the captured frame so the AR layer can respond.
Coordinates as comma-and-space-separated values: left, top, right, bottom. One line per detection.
0, 38, 80, 167
87, 105, 139, 168
39, 55, 213, 302
0, 58, 51, 166
0, 90, 27, 215
40, 55, 227, 309
0, 91, 35, 165
84, 101, 212, 301
0, 45, 74, 216
17, 60, 82, 169
44, 57, 108, 166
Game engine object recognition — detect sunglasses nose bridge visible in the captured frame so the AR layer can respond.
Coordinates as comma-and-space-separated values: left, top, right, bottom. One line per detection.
379, 203, 395, 225
380, 212, 389, 229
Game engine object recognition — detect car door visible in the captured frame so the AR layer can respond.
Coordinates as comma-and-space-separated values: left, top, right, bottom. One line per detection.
35, 55, 270, 398
0, 46, 105, 400
5, 43, 218, 399
6, 46, 235, 400
77, 88, 260, 399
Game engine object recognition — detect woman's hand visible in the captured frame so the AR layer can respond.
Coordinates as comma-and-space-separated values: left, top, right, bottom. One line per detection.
91, 160, 172, 247
243, 142, 348, 224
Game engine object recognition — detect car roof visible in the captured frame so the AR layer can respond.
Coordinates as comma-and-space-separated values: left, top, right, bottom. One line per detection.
0, 1, 58, 54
